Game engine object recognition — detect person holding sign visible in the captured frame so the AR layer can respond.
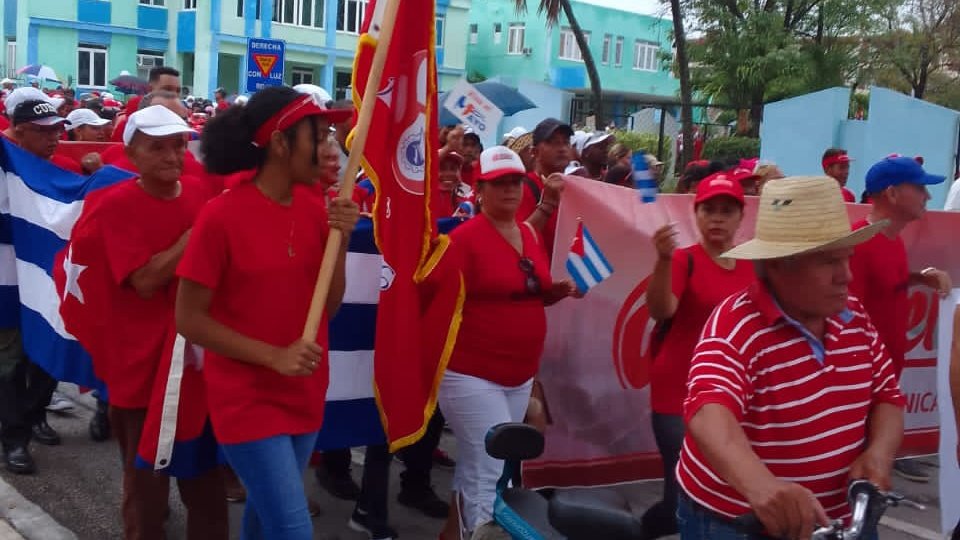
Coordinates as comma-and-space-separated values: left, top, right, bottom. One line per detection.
175, 86, 359, 540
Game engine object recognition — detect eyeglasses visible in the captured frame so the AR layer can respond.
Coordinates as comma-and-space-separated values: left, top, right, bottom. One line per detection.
518, 257, 541, 296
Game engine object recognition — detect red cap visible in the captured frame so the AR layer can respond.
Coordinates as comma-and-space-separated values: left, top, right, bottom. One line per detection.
440, 150, 464, 165
695, 172, 745, 205
727, 167, 759, 185
822, 154, 853, 168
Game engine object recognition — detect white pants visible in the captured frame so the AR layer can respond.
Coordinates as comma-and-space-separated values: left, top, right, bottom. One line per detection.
438, 371, 534, 533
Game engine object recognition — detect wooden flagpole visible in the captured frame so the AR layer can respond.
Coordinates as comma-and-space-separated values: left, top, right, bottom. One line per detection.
301, 0, 403, 340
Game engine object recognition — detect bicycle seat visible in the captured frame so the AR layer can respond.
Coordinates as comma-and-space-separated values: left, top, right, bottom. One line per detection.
548, 494, 646, 540
485, 423, 544, 461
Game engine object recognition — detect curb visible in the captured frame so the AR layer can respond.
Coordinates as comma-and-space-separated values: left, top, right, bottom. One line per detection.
0, 476, 76, 540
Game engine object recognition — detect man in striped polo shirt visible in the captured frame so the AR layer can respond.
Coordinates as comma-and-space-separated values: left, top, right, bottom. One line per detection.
676, 176, 906, 540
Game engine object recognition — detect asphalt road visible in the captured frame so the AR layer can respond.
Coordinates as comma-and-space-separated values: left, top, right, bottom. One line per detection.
0, 384, 947, 539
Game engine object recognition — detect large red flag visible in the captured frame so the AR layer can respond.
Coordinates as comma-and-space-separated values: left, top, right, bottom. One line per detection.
351, 0, 464, 450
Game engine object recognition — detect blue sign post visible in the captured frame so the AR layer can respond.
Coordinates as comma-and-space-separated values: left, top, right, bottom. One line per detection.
246, 38, 286, 93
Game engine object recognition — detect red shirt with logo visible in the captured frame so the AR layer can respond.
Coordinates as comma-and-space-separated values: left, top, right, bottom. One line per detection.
87, 176, 211, 408
177, 182, 331, 444
850, 219, 909, 378
841, 187, 856, 203
677, 282, 904, 522
430, 215, 553, 386
649, 244, 755, 415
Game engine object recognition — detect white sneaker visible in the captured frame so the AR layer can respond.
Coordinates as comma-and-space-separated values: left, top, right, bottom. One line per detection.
46, 392, 75, 413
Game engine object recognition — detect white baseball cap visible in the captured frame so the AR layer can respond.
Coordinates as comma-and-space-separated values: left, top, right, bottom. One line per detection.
575, 131, 612, 153
5, 87, 53, 119
65, 108, 110, 131
503, 126, 529, 140
293, 83, 332, 104
477, 146, 526, 182
123, 105, 195, 145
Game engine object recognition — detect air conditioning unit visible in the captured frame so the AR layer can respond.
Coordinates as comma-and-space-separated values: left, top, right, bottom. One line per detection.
522, 47, 533, 56
136, 54, 162, 68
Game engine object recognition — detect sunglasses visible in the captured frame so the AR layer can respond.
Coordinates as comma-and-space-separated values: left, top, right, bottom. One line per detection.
518, 257, 541, 296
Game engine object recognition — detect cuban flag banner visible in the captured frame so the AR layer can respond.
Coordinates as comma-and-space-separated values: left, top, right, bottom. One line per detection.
565, 220, 613, 295
0, 138, 130, 393
632, 152, 657, 203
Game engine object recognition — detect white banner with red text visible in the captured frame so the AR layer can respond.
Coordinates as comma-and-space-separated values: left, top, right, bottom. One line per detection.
525, 177, 960, 489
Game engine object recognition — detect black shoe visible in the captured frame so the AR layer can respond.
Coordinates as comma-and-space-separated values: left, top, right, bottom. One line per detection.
4, 446, 36, 475
348, 507, 398, 540
89, 401, 110, 442
639, 500, 679, 539
315, 468, 361, 500
397, 486, 450, 519
32, 419, 61, 446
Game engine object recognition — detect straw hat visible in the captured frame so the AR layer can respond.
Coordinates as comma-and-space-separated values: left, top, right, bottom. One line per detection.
723, 176, 886, 260
507, 132, 533, 153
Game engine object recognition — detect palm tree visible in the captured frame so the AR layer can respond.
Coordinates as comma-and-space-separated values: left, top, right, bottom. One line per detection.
670, 0, 694, 169
515, 0, 605, 128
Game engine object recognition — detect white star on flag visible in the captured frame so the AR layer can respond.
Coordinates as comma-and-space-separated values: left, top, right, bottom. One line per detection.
62, 246, 87, 304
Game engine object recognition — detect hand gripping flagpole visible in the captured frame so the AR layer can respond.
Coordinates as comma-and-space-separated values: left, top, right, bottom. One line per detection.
302, 0, 402, 340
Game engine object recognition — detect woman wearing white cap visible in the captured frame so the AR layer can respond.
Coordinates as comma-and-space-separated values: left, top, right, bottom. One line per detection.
427, 146, 579, 539
65, 108, 111, 142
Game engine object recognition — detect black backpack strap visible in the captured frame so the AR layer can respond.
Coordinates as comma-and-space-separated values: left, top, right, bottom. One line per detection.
523, 175, 542, 204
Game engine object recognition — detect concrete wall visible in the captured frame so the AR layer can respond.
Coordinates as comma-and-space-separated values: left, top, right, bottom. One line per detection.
495, 77, 573, 148
760, 86, 959, 207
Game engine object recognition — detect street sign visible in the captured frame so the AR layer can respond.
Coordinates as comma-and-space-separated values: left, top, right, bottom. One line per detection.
442, 79, 504, 140
245, 38, 286, 93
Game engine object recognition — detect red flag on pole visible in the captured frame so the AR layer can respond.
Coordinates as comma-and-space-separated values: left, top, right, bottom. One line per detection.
351, 0, 464, 450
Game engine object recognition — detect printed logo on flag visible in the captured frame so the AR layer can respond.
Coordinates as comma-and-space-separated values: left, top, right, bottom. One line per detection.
566, 221, 614, 295
391, 51, 429, 195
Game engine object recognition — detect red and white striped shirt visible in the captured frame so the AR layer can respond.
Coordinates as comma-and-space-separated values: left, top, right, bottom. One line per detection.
676, 281, 905, 521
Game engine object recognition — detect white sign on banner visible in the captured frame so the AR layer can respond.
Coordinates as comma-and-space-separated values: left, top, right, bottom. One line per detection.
442, 79, 504, 139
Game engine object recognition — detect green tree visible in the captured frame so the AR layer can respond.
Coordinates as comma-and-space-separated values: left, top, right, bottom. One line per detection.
669, 0, 695, 170
515, 0, 604, 127
686, 0, 898, 135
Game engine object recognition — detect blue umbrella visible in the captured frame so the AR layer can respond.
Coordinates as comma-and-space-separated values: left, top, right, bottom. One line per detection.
439, 81, 536, 126
17, 64, 60, 82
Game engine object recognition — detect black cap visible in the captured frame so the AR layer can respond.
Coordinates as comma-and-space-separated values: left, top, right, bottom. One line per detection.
13, 100, 69, 127
532, 118, 574, 146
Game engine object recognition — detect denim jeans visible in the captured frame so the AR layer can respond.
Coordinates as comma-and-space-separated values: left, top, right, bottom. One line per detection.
678, 494, 879, 540
222, 432, 319, 540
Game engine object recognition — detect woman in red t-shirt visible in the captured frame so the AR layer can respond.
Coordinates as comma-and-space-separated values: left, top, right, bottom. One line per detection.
641, 172, 755, 537
430, 146, 577, 539
175, 87, 358, 540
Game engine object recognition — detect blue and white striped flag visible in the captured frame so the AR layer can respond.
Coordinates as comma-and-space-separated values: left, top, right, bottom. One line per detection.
565, 221, 614, 295
632, 152, 657, 203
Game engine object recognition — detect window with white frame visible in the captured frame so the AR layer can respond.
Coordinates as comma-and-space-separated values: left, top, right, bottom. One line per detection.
436, 16, 445, 48
602, 34, 611, 64
139, 0, 165, 5
78, 46, 108, 87
274, 0, 324, 28
237, 0, 263, 18
559, 28, 589, 62
469, 24, 478, 45
184, 0, 197, 9
337, 0, 368, 33
633, 41, 659, 71
493, 23, 502, 44
291, 68, 314, 86
136, 51, 165, 81
6, 41, 16, 78
614, 36, 623, 66
507, 23, 525, 54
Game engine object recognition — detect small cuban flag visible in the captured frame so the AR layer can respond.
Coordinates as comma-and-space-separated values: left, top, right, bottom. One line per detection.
566, 220, 614, 295
632, 152, 657, 203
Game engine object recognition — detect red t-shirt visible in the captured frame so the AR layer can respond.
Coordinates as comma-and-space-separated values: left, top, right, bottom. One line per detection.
111, 115, 128, 143
435, 215, 553, 386
177, 182, 331, 444
518, 172, 558, 260
649, 244, 755, 414
841, 187, 856, 203
51, 153, 83, 174
90, 177, 211, 408
850, 219, 909, 377
460, 161, 475, 187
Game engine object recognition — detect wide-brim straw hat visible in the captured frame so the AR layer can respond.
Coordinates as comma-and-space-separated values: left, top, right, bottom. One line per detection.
507, 132, 533, 153
724, 176, 887, 260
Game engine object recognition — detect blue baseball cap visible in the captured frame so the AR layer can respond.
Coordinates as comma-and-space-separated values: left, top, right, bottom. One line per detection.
865, 156, 945, 194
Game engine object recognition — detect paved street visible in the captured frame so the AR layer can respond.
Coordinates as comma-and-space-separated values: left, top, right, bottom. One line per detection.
0, 384, 948, 539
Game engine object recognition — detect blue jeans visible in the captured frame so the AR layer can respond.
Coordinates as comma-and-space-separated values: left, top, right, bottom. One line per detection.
222, 432, 319, 540
678, 494, 879, 540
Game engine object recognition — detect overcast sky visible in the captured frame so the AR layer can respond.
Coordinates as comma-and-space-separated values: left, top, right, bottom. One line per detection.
578, 0, 670, 18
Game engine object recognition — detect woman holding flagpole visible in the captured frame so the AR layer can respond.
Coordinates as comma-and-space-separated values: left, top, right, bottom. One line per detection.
175, 86, 359, 540
428, 146, 578, 539
641, 172, 754, 538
